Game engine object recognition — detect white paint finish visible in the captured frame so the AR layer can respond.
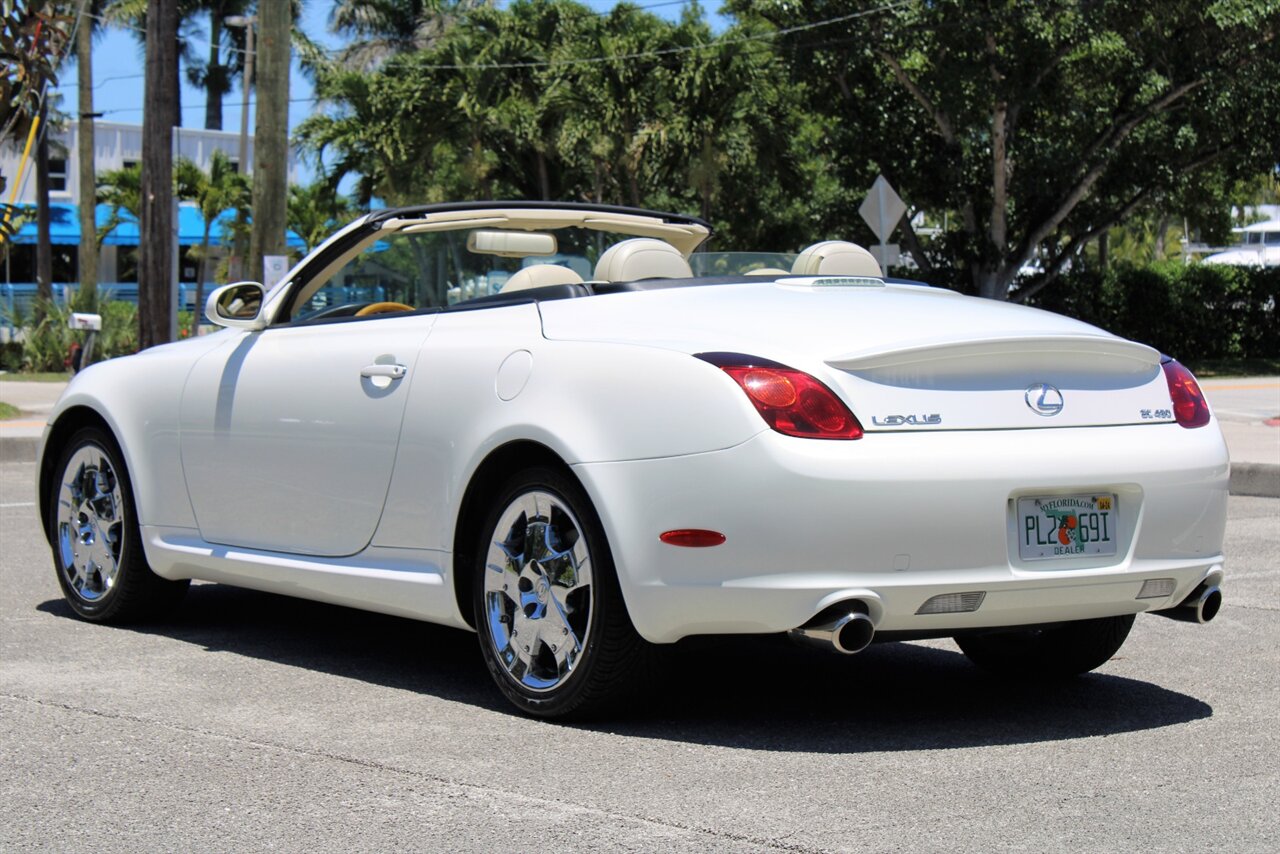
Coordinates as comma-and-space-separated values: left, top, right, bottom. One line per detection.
495, 350, 533, 401
574, 421, 1228, 641
371, 305, 760, 552
179, 314, 436, 556
542, 281, 1178, 431
40, 332, 232, 529
34, 214, 1233, 653
142, 526, 468, 629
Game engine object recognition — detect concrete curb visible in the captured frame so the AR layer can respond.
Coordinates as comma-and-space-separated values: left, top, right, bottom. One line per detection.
2, 434, 1274, 496
1230, 463, 1280, 499
0, 435, 39, 464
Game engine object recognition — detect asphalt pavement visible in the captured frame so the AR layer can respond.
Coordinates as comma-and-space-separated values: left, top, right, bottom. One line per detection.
1, 458, 1277, 852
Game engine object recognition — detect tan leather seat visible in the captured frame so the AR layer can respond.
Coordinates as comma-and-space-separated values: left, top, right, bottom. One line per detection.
500, 264, 585, 293
791, 241, 882, 277
594, 239, 693, 282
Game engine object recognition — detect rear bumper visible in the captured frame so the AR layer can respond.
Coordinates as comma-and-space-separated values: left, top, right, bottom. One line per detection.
574, 422, 1229, 643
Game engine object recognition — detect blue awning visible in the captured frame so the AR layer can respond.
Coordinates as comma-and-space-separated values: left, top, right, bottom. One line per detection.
8, 203, 306, 249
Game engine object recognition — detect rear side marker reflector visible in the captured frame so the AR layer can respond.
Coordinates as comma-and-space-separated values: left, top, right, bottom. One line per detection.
1137, 578, 1177, 599
660, 529, 726, 548
916, 592, 986, 615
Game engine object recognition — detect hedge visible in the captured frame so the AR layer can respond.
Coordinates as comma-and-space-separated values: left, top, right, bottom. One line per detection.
1027, 263, 1278, 361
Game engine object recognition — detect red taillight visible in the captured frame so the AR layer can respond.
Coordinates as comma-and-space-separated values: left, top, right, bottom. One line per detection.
718, 365, 864, 439
1162, 359, 1211, 428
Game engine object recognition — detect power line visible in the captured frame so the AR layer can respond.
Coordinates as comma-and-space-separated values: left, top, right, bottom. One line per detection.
76, 1, 915, 69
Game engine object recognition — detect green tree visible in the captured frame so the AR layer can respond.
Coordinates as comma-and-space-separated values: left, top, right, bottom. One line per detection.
287, 178, 356, 253
175, 149, 249, 330
96, 162, 141, 242
736, 0, 1280, 299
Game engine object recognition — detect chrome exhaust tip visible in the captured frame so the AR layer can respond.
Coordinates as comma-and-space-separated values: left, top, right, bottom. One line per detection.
1155, 584, 1223, 624
789, 604, 875, 654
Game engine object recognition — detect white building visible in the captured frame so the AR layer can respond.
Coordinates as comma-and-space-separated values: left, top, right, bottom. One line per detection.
1, 120, 299, 286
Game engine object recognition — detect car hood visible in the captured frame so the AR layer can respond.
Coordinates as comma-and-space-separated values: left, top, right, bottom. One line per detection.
538, 279, 1177, 431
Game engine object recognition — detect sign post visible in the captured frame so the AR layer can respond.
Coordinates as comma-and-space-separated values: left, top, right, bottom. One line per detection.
263, 255, 290, 291
859, 175, 907, 272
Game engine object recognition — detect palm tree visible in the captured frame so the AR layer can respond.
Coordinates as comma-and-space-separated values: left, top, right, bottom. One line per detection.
95, 162, 142, 244
175, 150, 248, 331
184, 0, 251, 130
287, 179, 356, 254
329, 0, 491, 69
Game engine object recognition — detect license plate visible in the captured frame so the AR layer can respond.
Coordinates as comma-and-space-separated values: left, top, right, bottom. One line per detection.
1017, 493, 1118, 561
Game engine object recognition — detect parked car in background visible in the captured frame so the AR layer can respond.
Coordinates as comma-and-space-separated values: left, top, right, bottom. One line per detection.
1202, 219, 1280, 267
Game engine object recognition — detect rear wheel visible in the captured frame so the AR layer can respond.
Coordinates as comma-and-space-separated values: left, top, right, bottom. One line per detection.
49, 427, 188, 622
955, 614, 1135, 679
472, 466, 651, 719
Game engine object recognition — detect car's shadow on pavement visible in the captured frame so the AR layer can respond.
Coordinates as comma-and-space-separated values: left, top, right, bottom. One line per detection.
39, 583, 1212, 753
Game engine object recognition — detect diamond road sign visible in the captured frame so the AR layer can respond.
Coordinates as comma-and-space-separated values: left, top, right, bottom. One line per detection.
859, 175, 907, 244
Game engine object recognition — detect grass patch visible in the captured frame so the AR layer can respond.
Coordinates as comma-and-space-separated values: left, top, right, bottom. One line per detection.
1182, 358, 1280, 378
0, 401, 20, 419
0, 371, 72, 382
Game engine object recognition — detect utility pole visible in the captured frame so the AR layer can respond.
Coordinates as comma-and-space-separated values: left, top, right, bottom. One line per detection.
225, 14, 255, 281
138, 0, 178, 349
248, 0, 289, 285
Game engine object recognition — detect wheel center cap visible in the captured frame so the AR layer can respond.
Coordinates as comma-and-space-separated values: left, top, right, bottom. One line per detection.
534, 575, 551, 602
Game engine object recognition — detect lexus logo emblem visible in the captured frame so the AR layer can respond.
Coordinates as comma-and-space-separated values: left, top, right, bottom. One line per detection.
1025, 383, 1064, 416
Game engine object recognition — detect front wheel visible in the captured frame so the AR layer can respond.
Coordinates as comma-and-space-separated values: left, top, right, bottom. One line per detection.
955, 614, 1136, 679
48, 427, 188, 622
472, 467, 652, 719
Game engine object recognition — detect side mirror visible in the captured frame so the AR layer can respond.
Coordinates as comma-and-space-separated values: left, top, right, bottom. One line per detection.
206, 282, 268, 331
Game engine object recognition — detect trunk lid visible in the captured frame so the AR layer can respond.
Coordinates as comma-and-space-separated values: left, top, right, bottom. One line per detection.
537, 279, 1176, 431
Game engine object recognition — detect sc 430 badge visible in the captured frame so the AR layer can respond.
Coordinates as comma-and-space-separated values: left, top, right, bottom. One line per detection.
871, 414, 942, 426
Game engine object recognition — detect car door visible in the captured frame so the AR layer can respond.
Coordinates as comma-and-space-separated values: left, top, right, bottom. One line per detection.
180, 313, 437, 556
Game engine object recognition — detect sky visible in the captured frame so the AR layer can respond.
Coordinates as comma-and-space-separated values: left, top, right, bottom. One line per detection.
56, 1, 730, 185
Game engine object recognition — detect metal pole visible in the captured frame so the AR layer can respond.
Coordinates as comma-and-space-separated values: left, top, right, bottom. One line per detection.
238, 22, 253, 176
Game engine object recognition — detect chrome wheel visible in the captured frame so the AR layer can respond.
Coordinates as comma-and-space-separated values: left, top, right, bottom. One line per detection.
56, 444, 125, 602
482, 490, 593, 693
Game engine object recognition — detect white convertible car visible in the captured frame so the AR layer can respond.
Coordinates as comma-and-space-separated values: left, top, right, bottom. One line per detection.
38, 202, 1228, 718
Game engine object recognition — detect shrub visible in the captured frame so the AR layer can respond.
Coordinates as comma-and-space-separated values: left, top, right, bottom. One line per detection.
1030, 264, 1278, 360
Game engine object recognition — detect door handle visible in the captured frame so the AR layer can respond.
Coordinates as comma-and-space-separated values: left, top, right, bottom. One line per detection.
360, 364, 407, 380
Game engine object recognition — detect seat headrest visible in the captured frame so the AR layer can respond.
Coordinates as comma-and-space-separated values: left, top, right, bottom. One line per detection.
791, 241, 882, 277
500, 264, 585, 294
594, 239, 693, 282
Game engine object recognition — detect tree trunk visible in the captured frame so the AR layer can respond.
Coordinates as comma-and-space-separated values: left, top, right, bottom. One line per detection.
139, 0, 178, 349
77, 11, 98, 298
248, 0, 290, 284
204, 14, 226, 130
1098, 231, 1110, 271
975, 267, 1007, 300
35, 100, 53, 306
536, 150, 550, 200
1153, 213, 1170, 261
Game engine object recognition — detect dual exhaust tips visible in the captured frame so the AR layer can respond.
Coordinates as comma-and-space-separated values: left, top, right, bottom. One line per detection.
791, 582, 1223, 655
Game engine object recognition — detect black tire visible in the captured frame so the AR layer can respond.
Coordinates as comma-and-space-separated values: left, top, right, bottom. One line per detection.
471, 466, 653, 719
955, 614, 1136, 679
47, 426, 188, 623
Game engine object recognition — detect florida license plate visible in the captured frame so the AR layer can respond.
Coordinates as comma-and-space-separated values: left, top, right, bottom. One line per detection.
1017, 493, 1118, 561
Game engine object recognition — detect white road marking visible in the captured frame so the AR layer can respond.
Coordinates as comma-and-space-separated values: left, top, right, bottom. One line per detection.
0, 501, 35, 508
